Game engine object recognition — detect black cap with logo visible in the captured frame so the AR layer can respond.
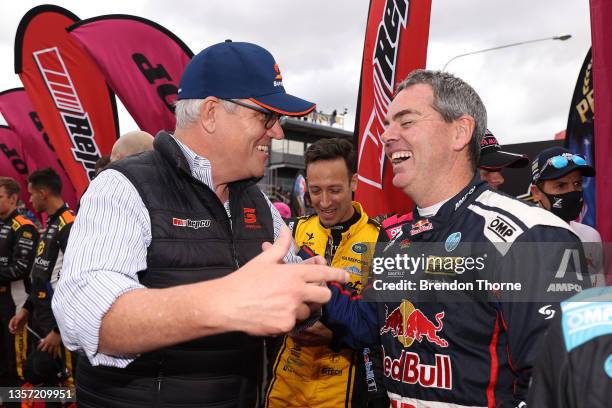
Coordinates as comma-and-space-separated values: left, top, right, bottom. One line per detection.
531, 146, 595, 183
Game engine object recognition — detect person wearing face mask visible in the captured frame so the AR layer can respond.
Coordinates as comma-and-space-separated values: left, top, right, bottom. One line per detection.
530, 146, 604, 286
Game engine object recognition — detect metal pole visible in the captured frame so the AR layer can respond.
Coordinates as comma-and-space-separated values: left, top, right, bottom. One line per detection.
442, 34, 572, 71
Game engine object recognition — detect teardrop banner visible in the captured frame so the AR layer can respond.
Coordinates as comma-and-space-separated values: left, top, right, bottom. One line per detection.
0, 87, 78, 209
0, 125, 37, 214
354, 0, 432, 217
68, 15, 193, 135
15, 5, 119, 198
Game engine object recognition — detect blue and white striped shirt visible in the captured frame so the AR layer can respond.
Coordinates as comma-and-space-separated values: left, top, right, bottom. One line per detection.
52, 136, 299, 367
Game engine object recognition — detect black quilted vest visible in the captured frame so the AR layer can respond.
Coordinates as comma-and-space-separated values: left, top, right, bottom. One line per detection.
76, 132, 274, 408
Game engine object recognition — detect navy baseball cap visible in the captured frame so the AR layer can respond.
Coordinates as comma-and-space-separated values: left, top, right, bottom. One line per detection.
531, 146, 595, 183
177, 40, 316, 116
478, 129, 529, 170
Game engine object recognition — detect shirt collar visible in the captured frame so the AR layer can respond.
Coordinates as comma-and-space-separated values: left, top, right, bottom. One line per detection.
172, 135, 215, 191
417, 199, 450, 218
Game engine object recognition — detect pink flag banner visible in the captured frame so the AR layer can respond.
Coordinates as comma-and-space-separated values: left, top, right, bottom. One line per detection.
68, 15, 193, 135
0, 88, 77, 209
0, 125, 36, 213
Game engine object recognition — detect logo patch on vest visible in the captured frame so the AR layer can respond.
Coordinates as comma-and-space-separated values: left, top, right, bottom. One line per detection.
244, 208, 262, 229
172, 217, 211, 229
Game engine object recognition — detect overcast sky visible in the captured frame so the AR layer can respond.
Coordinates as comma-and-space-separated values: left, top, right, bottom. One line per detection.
0, 0, 591, 145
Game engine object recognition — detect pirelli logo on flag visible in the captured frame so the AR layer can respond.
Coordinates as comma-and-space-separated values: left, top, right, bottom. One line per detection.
33, 47, 101, 180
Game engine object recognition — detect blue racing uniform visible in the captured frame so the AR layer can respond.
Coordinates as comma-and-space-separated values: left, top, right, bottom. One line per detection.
324, 177, 591, 408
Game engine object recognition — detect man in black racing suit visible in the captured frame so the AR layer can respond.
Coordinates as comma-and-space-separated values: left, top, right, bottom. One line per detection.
323, 70, 591, 407
9, 168, 76, 385
0, 177, 38, 387
528, 286, 612, 408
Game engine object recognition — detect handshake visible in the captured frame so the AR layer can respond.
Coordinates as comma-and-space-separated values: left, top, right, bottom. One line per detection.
220, 229, 347, 337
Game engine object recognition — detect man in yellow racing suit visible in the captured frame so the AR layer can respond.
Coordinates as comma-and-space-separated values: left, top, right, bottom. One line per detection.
265, 138, 386, 407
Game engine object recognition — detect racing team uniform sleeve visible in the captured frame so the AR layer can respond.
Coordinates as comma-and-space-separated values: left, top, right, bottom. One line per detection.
528, 286, 612, 408
526, 313, 572, 408
322, 227, 389, 349
0, 223, 38, 285
57, 220, 72, 253
322, 282, 379, 350
39, 212, 74, 333
496, 225, 590, 406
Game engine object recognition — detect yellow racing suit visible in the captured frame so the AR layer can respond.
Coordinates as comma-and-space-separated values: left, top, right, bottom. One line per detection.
265, 202, 380, 407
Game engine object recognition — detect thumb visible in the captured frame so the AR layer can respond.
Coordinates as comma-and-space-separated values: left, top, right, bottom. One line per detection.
254, 228, 291, 264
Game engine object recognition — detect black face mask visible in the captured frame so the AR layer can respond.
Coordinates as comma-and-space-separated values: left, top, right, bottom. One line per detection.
542, 190, 583, 222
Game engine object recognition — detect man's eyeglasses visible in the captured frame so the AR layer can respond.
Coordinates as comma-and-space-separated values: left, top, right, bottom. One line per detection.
222, 99, 283, 129
536, 153, 587, 181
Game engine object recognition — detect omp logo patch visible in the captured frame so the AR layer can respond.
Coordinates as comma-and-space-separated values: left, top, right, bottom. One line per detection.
562, 298, 612, 352
487, 216, 516, 241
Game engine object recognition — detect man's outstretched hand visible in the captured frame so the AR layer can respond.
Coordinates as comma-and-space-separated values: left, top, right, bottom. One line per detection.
220, 229, 348, 336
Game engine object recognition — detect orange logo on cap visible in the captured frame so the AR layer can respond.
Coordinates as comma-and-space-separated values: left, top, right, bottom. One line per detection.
274, 64, 283, 81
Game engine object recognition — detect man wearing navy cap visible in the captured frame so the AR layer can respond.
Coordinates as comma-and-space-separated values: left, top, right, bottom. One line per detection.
478, 129, 529, 189
531, 146, 604, 286
52, 41, 347, 407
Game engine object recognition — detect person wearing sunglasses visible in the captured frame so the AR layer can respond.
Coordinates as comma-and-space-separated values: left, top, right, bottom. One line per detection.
530, 146, 603, 287
51, 40, 349, 407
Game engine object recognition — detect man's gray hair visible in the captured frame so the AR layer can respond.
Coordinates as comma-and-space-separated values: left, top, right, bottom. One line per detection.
396, 69, 487, 170
174, 99, 237, 130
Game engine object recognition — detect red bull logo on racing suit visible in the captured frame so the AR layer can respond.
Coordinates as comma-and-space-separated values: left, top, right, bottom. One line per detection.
382, 346, 452, 390
380, 301, 452, 390
380, 301, 449, 348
